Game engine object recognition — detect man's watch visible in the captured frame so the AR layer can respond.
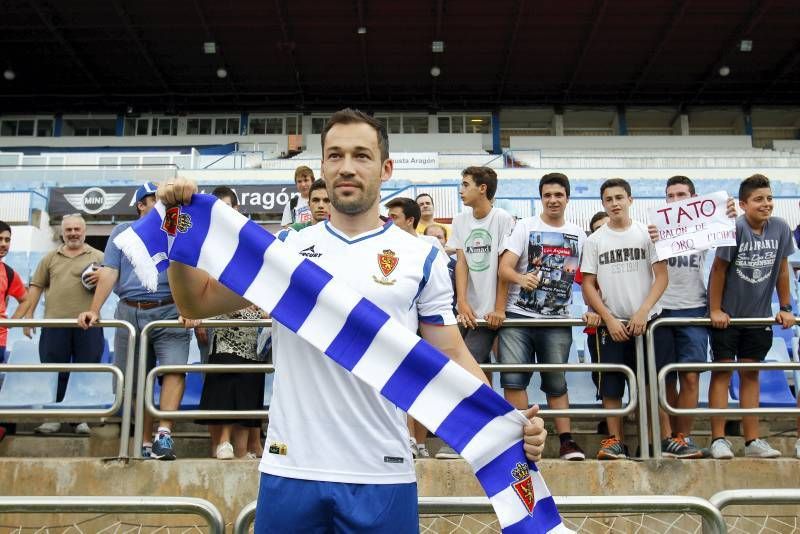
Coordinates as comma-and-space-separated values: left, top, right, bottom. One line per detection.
779, 304, 793, 313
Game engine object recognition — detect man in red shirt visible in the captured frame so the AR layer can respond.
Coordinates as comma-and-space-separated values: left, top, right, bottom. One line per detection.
0, 220, 28, 441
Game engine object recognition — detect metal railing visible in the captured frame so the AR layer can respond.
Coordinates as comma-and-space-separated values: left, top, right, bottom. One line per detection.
234, 495, 727, 534
710, 488, 800, 511
0, 496, 224, 534
132, 319, 272, 458
646, 316, 800, 459
0, 318, 136, 458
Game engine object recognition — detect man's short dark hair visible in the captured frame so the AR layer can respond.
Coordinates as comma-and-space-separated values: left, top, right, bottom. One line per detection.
600, 178, 631, 199
0, 220, 10, 234
309, 179, 327, 196
539, 173, 570, 198
666, 175, 695, 195
415, 193, 434, 206
322, 108, 390, 162
589, 211, 609, 233
294, 166, 314, 183
739, 174, 771, 201
212, 186, 239, 208
385, 197, 421, 229
462, 166, 498, 201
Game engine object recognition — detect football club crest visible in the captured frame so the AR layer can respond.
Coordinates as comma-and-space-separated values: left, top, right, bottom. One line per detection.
161, 206, 193, 236
510, 462, 536, 515
373, 249, 399, 285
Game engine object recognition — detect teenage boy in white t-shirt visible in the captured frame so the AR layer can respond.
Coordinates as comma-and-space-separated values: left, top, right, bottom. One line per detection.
446, 166, 515, 459
280, 165, 315, 228
498, 173, 586, 461
581, 178, 668, 460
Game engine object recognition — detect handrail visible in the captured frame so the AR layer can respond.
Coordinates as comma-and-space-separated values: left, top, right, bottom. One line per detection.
144, 363, 273, 420
710, 488, 800, 510
646, 316, 800, 460
133, 319, 271, 457
0, 496, 224, 534
0, 318, 136, 458
0, 363, 123, 417
235, 495, 727, 534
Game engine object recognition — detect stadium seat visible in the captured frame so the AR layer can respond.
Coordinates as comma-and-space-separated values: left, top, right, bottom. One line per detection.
6, 339, 39, 364
43, 369, 116, 410
729, 340, 797, 406
154, 364, 204, 410
0, 368, 58, 408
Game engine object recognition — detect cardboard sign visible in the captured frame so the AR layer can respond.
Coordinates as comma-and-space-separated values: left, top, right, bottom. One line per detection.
649, 191, 736, 260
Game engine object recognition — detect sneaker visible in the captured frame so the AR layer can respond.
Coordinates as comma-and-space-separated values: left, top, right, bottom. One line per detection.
34, 422, 61, 434
151, 432, 176, 461
245, 452, 259, 460
744, 438, 781, 458
435, 445, 461, 459
662, 434, 704, 459
559, 440, 586, 461
597, 436, 629, 460
795, 438, 800, 459
141, 444, 152, 459
684, 435, 711, 458
416, 444, 431, 459
74, 422, 91, 435
215, 441, 235, 460
710, 438, 734, 459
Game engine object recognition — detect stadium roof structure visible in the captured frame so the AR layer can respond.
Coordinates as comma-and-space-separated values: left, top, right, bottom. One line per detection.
1, 0, 799, 112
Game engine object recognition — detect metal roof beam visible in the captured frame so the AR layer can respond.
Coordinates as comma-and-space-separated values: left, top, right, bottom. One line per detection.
28, 0, 103, 90
273, 0, 305, 106
495, 0, 526, 102
109, 0, 170, 92
192, 0, 239, 96
563, 0, 608, 98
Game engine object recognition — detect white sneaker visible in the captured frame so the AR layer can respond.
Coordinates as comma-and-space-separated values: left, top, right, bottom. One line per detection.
215, 441, 235, 460
34, 422, 61, 434
416, 444, 431, 459
744, 438, 781, 458
710, 438, 734, 459
435, 445, 461, 459
74, 423, 91, 435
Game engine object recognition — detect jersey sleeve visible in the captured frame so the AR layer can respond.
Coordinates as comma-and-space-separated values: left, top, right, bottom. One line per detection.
8, 270, 26, 300
580, 237, 598, 275
417, 246, 457, 326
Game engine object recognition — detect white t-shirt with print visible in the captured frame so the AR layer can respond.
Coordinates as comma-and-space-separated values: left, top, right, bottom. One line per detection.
503, 216, 585, 318
447, 207, 515, 318
580, 221, 661, 321
659, 251, 707, 310
280, 195, 311, 226
260, 220, 455, 484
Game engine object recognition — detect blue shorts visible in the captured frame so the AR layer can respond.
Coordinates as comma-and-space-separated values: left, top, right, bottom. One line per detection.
653, 307, 709, 383
498, 314, 572, 394
254, 473, 418, 533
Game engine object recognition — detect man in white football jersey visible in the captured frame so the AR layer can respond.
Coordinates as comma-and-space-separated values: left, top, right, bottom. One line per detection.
160, 108, 547, 533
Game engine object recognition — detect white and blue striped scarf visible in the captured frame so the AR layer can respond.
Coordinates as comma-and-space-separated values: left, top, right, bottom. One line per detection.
115, 194, 571, 534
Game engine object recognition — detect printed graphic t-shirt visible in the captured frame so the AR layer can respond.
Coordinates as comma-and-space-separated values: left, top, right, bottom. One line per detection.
448, 207, 515, 317
580, 221, 661, 321
503, 216, 585, 318
280, 196, 311, 226
659, 251, 707, 310
716, 215, 794, 318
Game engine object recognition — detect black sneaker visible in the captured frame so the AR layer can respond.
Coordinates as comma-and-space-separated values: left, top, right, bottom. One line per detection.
559, 439, 586, 461
151, 432, 176, 461
661, 434, 703, 459
597, 436, 629, 460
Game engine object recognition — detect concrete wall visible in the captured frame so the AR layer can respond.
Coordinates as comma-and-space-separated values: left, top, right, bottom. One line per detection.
303, 133, 486, 153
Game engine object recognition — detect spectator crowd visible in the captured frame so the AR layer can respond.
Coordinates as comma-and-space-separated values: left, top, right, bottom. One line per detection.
1, 163, 800, 463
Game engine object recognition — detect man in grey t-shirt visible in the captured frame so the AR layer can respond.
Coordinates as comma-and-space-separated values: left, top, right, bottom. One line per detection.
707, 174, 795, 459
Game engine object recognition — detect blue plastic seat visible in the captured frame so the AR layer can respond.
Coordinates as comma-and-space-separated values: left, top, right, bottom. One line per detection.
43, 369, 116, 410
6, 339, 39, 364
729, 340, 797, 407
153, 364, 204, 410
0, 369, 58, 408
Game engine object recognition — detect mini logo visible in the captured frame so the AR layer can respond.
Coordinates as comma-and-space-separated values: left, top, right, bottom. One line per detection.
373, 249, 398, 285
268, 442, 288, 455
510, 462, 535, 515
299, 245, 322, 258
161, 206, 193, 236
63, 187, 126, 215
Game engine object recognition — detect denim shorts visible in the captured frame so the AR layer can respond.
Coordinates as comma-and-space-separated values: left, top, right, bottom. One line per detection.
463, 327, 499, 364
653, 307, 709, 383
498, 313, 572, 394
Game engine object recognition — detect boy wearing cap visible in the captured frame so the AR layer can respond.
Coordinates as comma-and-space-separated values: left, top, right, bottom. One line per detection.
79, 182, 191, 460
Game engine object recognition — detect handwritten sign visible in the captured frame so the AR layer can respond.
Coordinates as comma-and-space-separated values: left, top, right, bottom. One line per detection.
649, 191, 736, 260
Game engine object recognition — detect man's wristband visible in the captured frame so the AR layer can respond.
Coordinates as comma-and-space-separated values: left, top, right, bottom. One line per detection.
779, 304, 793, 313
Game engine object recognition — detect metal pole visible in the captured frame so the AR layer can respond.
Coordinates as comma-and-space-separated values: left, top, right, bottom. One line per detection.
0, 496, 225, 534
646, 324, 663, 459
635, 335, 650, 459
710, 488, 800, 511
117, 320, 137, 458
234, 501, 258, 534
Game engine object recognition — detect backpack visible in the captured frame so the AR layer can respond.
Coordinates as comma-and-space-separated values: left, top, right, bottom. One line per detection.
1, 263, 15, 304
289, 195, 299, 223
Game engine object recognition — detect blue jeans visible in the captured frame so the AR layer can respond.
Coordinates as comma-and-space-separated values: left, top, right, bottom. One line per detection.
498, 314, 572, 394
39, 327, 104, 402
